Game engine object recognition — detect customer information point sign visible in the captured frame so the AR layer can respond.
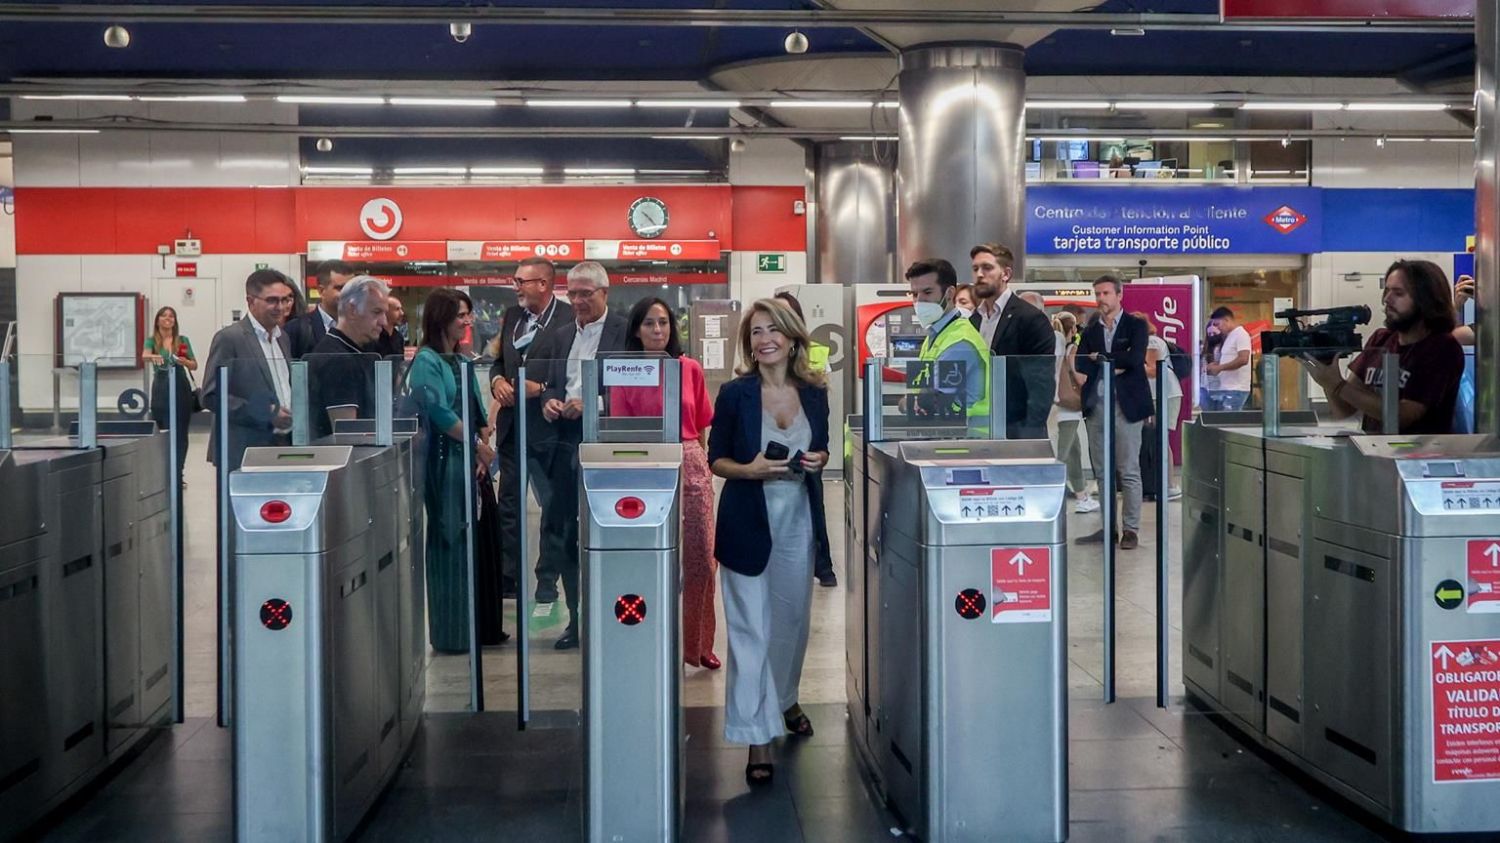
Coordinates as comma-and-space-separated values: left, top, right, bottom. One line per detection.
1027, 186, 1323, 255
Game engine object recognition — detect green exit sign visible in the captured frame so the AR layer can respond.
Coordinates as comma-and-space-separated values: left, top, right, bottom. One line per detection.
757, 253, 786, 273
255, 263, 269, 270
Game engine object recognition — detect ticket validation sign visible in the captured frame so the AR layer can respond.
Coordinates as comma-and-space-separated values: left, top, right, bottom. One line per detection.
1430, 640, 1500, 783
990, 547, 1052, 624
1468, 540, 1500, 613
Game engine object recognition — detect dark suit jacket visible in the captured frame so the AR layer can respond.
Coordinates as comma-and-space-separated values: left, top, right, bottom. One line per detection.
371, 329, 405, 360
307, 328, 374, 440
971, 293, 1056, 439
708, 374, 832, 578
1076, 311, 1153, 423
286, 309, 333, 360
490, 298, 574, 449
199, 317, 291, 471
534, 311, 629, 445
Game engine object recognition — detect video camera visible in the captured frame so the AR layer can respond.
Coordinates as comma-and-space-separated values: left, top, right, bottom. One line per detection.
1260, 305, 1371, 363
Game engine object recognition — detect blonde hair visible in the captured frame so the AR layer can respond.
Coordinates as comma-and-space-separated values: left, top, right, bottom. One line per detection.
735, 298, 826, 388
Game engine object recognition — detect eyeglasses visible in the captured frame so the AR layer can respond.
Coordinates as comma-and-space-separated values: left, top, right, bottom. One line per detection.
252, 295, 295, 307
566, 288, 601, 300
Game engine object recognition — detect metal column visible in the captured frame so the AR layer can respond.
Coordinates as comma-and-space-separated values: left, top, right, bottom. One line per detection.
1477, 1, 1500, 434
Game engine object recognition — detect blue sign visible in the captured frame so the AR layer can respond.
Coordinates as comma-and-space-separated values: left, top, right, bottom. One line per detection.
1028, 186, 1324, 255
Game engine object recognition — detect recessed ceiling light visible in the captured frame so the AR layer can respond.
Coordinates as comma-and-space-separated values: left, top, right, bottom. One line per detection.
526, 99, 633, 108
770, 100, 877, 109
1345, 102, 1450, 111
470, 166, 545, 174
21, 94, 132, 101
276, 95, 386, 105
304, 166, 374, 175
1240, 102, 1343, 111
1027, 101, 1112, 110
8, 128, 102, 134
636, 100, 741, 109
392, 167, 467, 175
840, 135, 897, 142
1125, 102, 1217, 111
564, 167, 636, 175
136, 95, 248, 103
388, 97, 497, 107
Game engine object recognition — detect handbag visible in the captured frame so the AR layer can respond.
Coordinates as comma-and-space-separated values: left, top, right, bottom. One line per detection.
1056, 346, 1084, 412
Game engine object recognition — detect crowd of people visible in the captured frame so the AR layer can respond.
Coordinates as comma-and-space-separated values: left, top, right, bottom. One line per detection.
178, 246, 1468, 787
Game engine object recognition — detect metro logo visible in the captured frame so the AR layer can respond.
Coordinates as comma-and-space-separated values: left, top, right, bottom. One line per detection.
1263, 204, 1307, 234
359, 197, 402, 241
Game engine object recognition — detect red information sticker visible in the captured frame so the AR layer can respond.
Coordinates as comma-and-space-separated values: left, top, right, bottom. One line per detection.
1468, 540, 1500, 613
1430, 639, 1500, 783
990, 547, 1051, 624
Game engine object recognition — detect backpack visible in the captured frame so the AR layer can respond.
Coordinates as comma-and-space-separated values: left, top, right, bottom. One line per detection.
1166, 340, 1192, 382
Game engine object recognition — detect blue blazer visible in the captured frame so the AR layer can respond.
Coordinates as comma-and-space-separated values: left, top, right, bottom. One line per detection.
1076, 311, 1154, 424
708, 374, 832, 577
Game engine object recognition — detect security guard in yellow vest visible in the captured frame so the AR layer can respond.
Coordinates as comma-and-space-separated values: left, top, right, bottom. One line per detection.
904, 258, 990, 428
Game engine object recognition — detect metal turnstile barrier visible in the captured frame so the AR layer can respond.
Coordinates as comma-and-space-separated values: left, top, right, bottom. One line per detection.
1183, 419, 1500, 834
847, 430, 1069, 842
578, 441, 683, 843
231, 440, 424, 842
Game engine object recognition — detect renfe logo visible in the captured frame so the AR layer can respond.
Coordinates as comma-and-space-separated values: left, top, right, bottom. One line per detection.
1263, 204, 1307, 234
360, 197, 402, 240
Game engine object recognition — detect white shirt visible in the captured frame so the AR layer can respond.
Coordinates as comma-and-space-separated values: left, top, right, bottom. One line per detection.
1217, 325, 1253, 392
1146, 335, 1184, 401
318, 307, 334, 332
976, 289, 1012, 347
565, 316, 606, 402
249, 316, 292, 409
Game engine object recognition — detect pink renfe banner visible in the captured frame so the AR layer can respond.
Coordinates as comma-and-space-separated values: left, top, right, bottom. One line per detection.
1221, 0, 1473, 19
1122, 279, 1202, 462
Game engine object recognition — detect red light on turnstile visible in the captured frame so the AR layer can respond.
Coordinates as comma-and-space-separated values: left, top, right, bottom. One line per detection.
260, 598, 293, 630
614, 496, 646, 519
260, 500, 292, 523
614, 594, 647, 625
955, 588, 986, 620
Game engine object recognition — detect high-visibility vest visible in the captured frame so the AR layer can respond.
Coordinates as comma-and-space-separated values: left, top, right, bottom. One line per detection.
807, 341, 830, 374
916, 315, 991, 423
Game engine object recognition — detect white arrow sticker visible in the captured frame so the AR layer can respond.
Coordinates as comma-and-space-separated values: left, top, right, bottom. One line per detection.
1009, 551, 1033, 575
1435, 644, 1457, 670
1486, 543, 1500, 567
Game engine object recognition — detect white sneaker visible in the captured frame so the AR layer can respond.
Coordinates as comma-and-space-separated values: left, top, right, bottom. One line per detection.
1074, 497, 1100, 514
1167, 486, 1182, 500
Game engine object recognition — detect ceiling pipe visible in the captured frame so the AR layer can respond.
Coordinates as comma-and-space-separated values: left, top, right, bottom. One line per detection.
0, 5, 1471, 34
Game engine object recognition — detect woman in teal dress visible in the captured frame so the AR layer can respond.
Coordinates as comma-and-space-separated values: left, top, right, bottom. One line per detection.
407, 288, 500, 653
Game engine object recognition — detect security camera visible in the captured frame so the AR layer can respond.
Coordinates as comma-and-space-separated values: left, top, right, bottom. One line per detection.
316, 137, 333, 153
104, 25, 130, 49
784, 31, 809, 54
450, 22, 472, 43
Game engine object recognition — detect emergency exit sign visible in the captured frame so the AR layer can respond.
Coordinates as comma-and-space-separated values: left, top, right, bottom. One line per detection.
757, 253, 786, 273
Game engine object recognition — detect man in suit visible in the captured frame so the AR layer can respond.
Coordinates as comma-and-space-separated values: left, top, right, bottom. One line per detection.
536, 260, 629, 650
968, 243, 1056, 439
307, 276, 390, 440
489, 256, 574, 605
287, 259, 356, 359
200, 269, 296, 472
1073, 274, 1152, 550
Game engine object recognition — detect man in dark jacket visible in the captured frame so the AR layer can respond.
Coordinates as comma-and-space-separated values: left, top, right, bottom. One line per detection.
307, 275, 389, 440
287, 259, 355, 359
968, 243, 1056, 439
489, 257, 574, 605
1074, 274, 1152, 549
534, 260, 629, 650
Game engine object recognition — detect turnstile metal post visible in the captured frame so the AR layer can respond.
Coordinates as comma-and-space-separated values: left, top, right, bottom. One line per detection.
168, 359, 184, 722
0, 363, 11, 449
1381, 352, 1400, 435
1155, 359, 1170, 709
461, 359, 482, 712
374, 359, 393, 447
579, 442, 683, 843
988, 354, 1007, 439
516, 363, 532, 728
1100, 366, 1115, 703
78, 362, 97, 448
290, 360, 310, 447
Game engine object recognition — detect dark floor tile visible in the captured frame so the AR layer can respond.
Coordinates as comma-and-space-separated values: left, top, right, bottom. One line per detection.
684, 792, 804, 843
49, 811, 232, 843
1069, 698, 1174, 742
686, 746, 791, 802
779, 741, 876, 805
360, 789, 579, 843
170, 722, 231, 761
395, 750, 574, 800
793, 796, 897, 843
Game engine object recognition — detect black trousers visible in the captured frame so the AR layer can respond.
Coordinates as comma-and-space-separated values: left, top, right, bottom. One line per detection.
544, 441, 582, 630
495, 432, 566, 588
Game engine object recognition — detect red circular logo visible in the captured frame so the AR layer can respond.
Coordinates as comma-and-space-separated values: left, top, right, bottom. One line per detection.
614, 496, 646, 519
260, 500, 292, 523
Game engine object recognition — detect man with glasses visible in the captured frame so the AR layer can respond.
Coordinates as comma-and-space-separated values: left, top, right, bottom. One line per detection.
200, 268, 296, 472
490, 257, 574, 605
288, 259, 356, 359
533, 261, 628, 650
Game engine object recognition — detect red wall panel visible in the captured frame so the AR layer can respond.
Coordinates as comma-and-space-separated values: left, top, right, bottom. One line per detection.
730, 186, 807, 252
16, 188, 120, 253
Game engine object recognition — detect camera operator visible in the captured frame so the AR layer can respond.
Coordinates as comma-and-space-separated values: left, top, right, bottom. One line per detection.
1301, 260, 1463, 435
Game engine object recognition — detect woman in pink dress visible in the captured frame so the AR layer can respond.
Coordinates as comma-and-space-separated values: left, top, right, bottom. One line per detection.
609, 297, 721, 669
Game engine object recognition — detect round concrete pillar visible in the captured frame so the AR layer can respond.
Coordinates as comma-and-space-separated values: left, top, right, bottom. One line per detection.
896, 42, 1027, 278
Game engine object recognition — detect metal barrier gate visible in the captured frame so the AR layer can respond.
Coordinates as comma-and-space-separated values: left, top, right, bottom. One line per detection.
848, 419, 1069, 842
231, 440, 423, 842
579, 440, 683, 843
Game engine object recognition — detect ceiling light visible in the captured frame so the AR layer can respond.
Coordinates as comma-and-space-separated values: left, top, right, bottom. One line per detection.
304, 166, 374, 175
136, 94, 248, 103
1027, 101, 1112, 110
770, 100, 876, 109
21, 94, 132, 101
1429, 137, 1475, 143
470, 166, 545, 174
1240, 102, 1343, 111
1124, 101, 1217, 110
388, 97, 497, 107
1110, 27, 1146, 36
1345, 102, 1450, 111
840, 135, 897, 142
104, 25, 130, 49
639, 169, 712, 175
649, 135, 725, 140
637, 100, 741, 109
315, 137, 333, 152
526, 99, 632, 108
392, 167, 467, 175
784, 31, 809, 54
8, 128, 102, 134
564, 167, 636, 175
1376, 135, 1387, 147
1280, 135, 1291, 148
1031, 136, 1125, 143
449, 22, 472, 43
730, 139, 747, 152
276, 95, 385, 105
877, 102, 899, 109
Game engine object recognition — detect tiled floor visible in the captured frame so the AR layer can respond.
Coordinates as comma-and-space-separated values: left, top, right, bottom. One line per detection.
24, 431, 1401, 841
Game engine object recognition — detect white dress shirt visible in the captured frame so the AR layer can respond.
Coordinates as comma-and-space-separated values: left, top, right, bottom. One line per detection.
249, 316, 292, 409
565, 316, 606, 402
318, 307, 334, 332
976, 289, 1012, 347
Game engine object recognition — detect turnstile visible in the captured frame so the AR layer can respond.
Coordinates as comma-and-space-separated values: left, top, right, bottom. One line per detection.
231, 441, 423, 843
578, 441, 683, 843
1182, 422, 1500, 834
847, 431, 1069, 842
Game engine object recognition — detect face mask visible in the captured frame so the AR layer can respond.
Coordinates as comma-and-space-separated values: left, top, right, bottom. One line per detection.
913, 300, 947, 330
956, 306, 975, 320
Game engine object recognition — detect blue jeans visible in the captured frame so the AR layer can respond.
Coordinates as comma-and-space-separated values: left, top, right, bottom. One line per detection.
1207, 390, 1250, 411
